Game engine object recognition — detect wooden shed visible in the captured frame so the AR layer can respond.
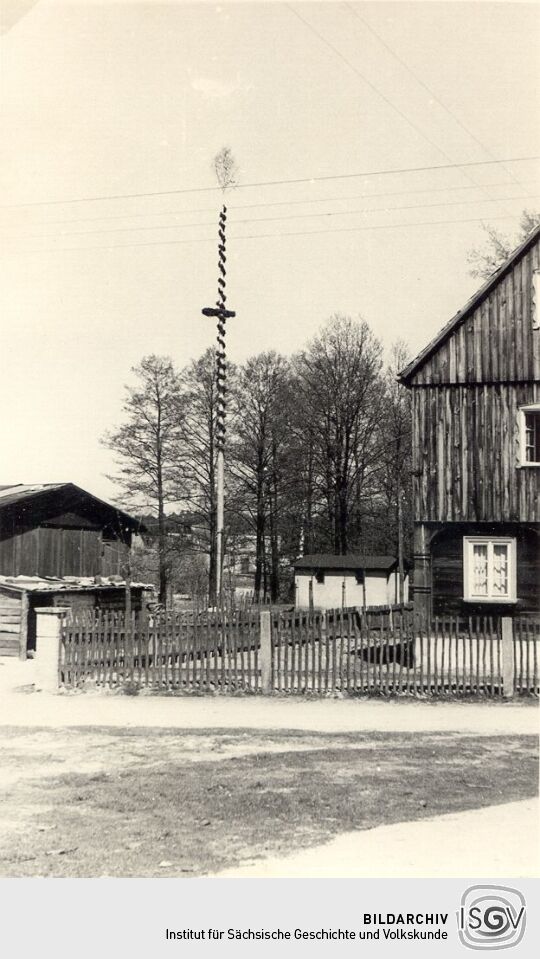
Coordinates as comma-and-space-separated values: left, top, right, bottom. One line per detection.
0, 576, 154, 658
399, 224, 540, 616
0, 483, 144, 579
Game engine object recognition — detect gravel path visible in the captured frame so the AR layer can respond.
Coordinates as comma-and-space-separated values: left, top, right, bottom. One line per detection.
213, 799, 539, 879
0, 660, 537, 736
0, 689, 538, 736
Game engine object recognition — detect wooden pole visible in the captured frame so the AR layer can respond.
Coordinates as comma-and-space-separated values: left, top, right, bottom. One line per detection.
412, 522, 431, 624
216, 449, 224, 599
397, 488, 405, 605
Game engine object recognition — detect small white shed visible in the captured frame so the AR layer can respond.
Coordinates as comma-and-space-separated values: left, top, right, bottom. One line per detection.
294, 554, 409, 609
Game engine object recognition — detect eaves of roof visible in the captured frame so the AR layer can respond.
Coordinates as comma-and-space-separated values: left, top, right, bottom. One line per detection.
0, 482, 146, 532
294, 554, 398, 572
398, 223, 540, 385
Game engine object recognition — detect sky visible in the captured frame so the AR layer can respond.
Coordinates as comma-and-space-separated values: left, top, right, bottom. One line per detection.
1, 0, 539, 502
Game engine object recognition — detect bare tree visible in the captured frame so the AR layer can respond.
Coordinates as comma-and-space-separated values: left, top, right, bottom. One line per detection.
467, 210, 540, 279
230, 351, 292, 601
179, 348, 238, 602
293, 315, 383, 555
102, 355, 183, 604
379, 341, 412, 602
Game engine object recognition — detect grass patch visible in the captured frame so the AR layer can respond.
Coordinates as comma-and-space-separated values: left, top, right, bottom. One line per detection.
0, 727, 537, 877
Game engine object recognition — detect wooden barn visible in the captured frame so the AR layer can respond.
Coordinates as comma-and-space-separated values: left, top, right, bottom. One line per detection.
399, 225, 540, 617
0, 483, 144, 579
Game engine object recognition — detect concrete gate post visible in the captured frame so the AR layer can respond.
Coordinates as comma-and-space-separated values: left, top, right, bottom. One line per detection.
34, 607, 70, 693
501, 617, 515, 698
259, 610, 272, 694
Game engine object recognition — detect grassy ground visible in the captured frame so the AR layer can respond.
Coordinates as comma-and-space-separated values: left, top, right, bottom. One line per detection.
0, 726, 537, 878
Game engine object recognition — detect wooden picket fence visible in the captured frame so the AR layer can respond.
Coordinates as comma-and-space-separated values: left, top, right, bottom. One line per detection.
270, 610, 537, 696
513, 616, 540, 695
271, 606, 413, 695
59, 605, 540, 697
60, 607, 260, 692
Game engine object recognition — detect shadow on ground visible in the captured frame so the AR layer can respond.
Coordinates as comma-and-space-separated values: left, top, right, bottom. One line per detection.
0, 726, 537, 877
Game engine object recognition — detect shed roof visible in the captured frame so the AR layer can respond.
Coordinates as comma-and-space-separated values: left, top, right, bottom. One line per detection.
0, 574, 153, 594
0, 483, 145, 531
0, 484, 65, 506
294, 554, 398, 572
398, 223, 540, 385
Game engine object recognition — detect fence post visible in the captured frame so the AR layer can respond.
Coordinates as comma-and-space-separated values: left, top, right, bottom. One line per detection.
259, 610, 272, 694
501, 617, 514, 698
34, 606, 70, 692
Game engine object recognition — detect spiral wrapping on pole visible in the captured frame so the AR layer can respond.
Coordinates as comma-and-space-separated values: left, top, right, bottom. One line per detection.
216, 205, 227, 453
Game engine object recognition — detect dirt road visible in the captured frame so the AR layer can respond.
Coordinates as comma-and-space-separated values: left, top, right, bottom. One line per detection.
0, 659, 537, 737
214, 798, 539, 878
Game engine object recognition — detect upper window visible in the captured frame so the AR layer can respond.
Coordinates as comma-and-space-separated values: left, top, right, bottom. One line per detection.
463, 537, 516, 603
519, 405, 540, 466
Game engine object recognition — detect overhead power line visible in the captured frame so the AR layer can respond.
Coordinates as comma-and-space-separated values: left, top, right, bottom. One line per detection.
6, 213, 525, 256
286, 3, 528, 217
10, 193, 540, 241
288, 3, 459, 164
14, 179, 538, 227
345, 2, 527, 192
3, 156, 539, 209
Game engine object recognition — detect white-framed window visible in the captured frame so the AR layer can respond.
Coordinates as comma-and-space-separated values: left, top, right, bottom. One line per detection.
518, 404, 540, 466
463, 537, 516, 603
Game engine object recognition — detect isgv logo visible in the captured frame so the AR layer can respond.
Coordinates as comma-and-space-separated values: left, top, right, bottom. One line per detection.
457, 885, 526, 951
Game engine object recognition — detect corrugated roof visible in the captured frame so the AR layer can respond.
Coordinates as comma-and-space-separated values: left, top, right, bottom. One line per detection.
398, 223, 540, 384
0, 482, 145, 530
0, 484, 65, 506
0, 574, 153, 593
294, 554, 398, 572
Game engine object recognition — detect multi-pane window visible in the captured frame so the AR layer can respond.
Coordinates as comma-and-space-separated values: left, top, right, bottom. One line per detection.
463, 537, 516, 602
519, 405, 540, 465
524, 410, 540, 463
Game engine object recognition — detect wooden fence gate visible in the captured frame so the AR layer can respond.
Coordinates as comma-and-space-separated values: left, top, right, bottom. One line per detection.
59, 605, 539, 697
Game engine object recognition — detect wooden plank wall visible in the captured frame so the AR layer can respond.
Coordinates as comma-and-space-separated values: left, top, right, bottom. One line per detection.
0, 527, 104, 577
0, 590, 22, 657
412, 382, 540, 522
101, 540, 130, 577
410, 237, 540, 385
0, 491, 133, 579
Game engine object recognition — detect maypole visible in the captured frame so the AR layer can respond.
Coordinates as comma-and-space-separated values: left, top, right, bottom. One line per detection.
202, 148, 237, 604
